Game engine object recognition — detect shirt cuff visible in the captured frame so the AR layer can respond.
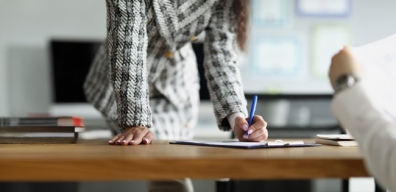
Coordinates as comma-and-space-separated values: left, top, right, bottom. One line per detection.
227, 112, 246, 131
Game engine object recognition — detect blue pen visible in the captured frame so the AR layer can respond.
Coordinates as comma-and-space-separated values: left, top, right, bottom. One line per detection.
246, 95, 258, 137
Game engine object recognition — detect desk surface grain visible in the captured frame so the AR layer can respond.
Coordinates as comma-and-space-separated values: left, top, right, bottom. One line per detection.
0, 139, 369, 181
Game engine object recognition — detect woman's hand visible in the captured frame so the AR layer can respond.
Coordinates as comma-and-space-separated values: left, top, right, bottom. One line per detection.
108, 126, 154, 145
233, 115, 268, 142
329, 46, 363, 90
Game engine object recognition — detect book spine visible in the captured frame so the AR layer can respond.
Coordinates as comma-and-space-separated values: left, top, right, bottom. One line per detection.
0, 126, 76, 132
0, 133, 78, 144
0, 118, 58, 126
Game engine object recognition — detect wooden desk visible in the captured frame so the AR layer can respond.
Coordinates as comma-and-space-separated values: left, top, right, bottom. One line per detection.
0, 139, 369, 181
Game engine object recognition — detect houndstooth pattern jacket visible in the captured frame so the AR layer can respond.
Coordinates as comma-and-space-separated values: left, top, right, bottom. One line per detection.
84, 0, 248, 139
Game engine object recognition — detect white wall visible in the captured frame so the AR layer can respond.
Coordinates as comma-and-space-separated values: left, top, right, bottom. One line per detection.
2, 0, 396, 116
0, 0, 106, 116
243, 0, 396, 94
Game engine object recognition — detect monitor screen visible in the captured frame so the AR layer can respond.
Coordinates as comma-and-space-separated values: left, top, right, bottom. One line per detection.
50, 40, 101, 103
50, 40, 210, 103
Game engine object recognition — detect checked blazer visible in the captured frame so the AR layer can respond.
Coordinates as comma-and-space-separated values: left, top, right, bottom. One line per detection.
84, 0, 248, 139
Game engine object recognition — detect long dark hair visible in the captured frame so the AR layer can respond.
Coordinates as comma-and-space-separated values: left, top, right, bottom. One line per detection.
234, 0, 250, 51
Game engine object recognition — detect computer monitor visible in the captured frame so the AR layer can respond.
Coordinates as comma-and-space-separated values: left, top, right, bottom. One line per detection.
50, 40, 101, 103
49, 40, 102, 117
49, 40, 210, 117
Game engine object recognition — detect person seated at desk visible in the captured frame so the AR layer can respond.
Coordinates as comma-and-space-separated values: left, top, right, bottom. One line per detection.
84, 0, 268, 191
329, 46, 396, 192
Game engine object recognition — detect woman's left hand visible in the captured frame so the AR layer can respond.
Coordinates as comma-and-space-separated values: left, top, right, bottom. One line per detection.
233, 115, 268, 142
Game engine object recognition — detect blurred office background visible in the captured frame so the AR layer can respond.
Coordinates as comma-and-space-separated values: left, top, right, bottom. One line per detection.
1, 0, 396, 191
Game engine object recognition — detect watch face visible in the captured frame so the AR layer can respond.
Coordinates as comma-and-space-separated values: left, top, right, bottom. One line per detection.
346, 76, 356, 86
335, 74, 360, 93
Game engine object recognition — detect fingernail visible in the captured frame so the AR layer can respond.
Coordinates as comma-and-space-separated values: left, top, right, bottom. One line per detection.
243, 134, 248, 139
108, 140, 113, 143
116, 140, 121, 143
129, 140, 134, 144
122, 140, 127, 143
248, 129, 253, 134
242, 124, 248, 131
144, 138, 150, 144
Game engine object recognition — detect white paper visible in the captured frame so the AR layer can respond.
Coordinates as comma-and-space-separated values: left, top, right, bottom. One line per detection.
176, 140, 266, 147
316, 134, 353, 140
352, 34, 396, 119
172, 140, 304, 147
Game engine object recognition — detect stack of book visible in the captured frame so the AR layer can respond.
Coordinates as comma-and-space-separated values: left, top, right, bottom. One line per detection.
0, 116, 85, 144
314, 134, 358, 147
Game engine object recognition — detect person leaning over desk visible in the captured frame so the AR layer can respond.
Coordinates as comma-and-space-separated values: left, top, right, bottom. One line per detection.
84, 0, 268, 144
329, 46, 396, 192
84, 0, 269, 191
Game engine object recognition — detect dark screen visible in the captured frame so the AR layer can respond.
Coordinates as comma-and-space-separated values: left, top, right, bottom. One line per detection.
50, 40, 101, 103
51, 40, 209, 103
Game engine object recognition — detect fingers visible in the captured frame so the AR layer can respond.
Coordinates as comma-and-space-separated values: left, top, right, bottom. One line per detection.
245, 127, 268, 142
108, 127, 153, 146
248, 116, 267, 133
243, 115, 268, 141
142, 131, 155, 144
342, 46, 352, 53
236, 116, 249, 131
108, 134, 125, 145
129, 128, 149, 145
108, 134, 122, 145
123, 133, 134, 146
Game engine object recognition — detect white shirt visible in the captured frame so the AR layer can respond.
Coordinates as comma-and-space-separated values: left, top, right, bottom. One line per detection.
332, 81, 396, 192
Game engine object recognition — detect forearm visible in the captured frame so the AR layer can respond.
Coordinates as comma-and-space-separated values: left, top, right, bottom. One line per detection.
106, 0, 151, 127
332, 82, 396, 191
204, 0, 248, 131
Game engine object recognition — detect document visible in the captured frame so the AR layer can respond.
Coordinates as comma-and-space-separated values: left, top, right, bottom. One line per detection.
170, 140, 321, 149
352, 34, 396, 119
353, 34, 396, 84
316, 134, 353, 140
315, 134, 357, 147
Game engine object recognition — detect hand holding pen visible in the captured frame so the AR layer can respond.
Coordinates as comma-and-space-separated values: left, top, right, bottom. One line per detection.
233, 95, 268, 142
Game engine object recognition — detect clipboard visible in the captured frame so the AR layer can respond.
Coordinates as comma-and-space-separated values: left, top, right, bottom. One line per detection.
169, 140, 321, 149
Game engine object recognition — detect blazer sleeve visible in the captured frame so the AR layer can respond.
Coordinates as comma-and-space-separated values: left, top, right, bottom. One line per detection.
106, 0, 152, 128
204, 0, 248, 131
332, 82, 396, 192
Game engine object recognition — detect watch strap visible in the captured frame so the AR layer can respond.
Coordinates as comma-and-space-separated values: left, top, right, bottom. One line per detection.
334, 74, 360, 94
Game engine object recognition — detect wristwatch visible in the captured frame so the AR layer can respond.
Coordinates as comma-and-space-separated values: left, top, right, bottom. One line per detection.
334, 74, 360, 94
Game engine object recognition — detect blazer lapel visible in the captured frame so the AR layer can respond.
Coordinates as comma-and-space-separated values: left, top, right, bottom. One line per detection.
153, 0, 217, 50
177, 0, 216, 29
153, 0, 179, 50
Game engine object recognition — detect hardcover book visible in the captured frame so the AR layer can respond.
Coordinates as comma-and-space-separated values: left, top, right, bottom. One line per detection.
0, 117, 85, 144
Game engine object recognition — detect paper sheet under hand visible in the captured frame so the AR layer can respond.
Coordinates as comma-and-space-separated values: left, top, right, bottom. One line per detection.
168, 140, 319, 149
